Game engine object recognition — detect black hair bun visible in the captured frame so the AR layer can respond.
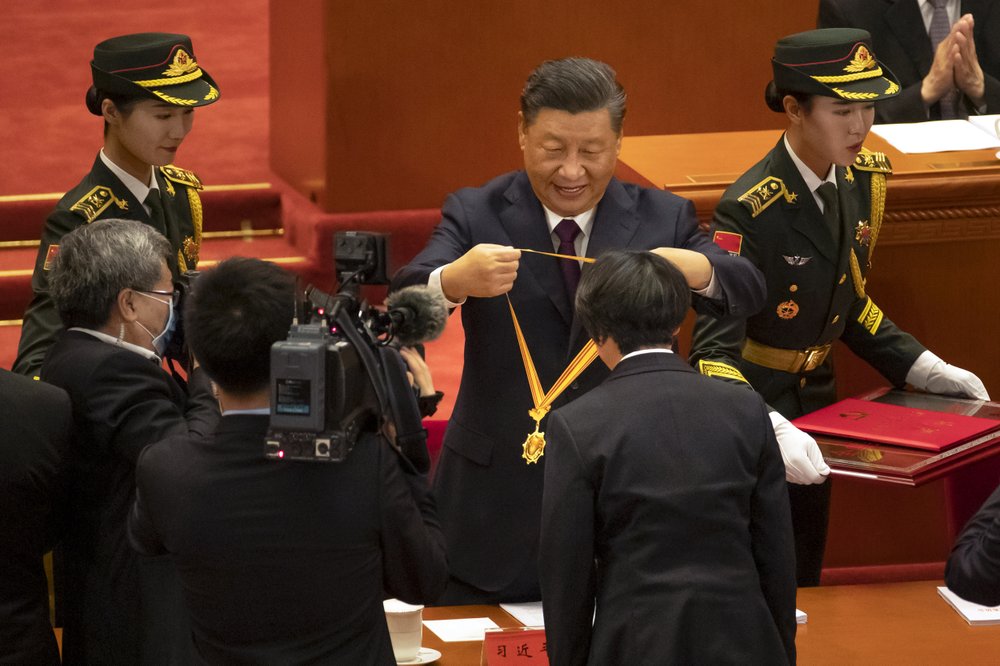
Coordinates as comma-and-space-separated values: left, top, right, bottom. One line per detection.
85, 86, 102, 116
764, 81, 785, 113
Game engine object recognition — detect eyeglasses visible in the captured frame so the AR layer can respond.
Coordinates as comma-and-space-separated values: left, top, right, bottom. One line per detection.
133, 288, 180, 302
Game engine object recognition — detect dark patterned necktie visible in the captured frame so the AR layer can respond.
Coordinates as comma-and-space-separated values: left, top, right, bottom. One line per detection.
144, 189, 167, 235
816, 182, 841, 247
554, 218, 582, 297
929, 0, 958, 119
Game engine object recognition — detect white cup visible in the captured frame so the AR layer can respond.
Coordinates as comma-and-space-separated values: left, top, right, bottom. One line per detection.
383, 598, 423, 662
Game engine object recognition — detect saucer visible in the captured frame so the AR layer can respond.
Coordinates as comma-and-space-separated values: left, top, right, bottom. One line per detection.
397, 647, 442, 665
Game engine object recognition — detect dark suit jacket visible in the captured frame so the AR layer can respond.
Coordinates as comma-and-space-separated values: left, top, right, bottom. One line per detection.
391, 171, 765, 594
14, 154, 204, 378
540, 352, 796, 665
946, 482, 1000, 606
0, 369, 71, 665
691, 138, 925, 417
818, 0, 1000, 122
128, 414, 448, 665
41, 330, 219, 665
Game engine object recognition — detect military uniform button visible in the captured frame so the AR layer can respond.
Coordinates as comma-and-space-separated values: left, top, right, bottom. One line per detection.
832, 314, 840, 324
789, 284, 798, 293
839, 274, 846, 284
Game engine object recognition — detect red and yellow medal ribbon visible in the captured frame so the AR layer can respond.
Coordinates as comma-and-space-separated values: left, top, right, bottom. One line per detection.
508, 247, 599, 464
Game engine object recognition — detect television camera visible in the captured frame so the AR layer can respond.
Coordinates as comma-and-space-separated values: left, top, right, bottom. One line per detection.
265, 232, 446, 469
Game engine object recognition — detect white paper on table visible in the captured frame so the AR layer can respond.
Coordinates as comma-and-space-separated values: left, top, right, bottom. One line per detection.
500, 602, 545, 627
796, 608, 807, 624
967, 114, 1000, 140
937, 586, 1000, 625
871, 120, 1000, 153
422, 617, 501, 642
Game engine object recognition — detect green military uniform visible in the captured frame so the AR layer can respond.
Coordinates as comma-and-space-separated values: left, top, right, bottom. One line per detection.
690, 27, 926, 587
12, 31, 220, 377
690, 140, 925, 413
13, 158, 204, 376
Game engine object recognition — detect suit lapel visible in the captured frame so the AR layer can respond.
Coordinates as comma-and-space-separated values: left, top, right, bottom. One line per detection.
498, 174, 574, 324
773, 141, 839, 264
835, 165, 860, 280
886, 0, 933, 75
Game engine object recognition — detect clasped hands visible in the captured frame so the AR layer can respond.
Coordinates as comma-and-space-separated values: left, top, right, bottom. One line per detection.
440, 243, 711, 302
922, 14, 986, 108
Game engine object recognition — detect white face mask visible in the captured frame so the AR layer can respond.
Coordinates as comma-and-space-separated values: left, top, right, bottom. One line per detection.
133, 290, 176, 356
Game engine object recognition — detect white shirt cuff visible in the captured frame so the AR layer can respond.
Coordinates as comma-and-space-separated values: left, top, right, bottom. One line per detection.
428, 265, 465, 308
692, 267, 720, 299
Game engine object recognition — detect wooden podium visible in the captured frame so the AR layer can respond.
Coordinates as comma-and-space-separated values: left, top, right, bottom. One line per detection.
617, 131, 1000, 573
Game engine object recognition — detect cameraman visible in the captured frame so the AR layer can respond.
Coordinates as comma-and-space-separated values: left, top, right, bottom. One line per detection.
127, 257, 448, 664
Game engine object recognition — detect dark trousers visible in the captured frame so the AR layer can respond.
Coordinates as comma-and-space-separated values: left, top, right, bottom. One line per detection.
789, 479, 832, 586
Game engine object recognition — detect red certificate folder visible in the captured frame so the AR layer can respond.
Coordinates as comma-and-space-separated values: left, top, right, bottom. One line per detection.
793, 398, 1000, 452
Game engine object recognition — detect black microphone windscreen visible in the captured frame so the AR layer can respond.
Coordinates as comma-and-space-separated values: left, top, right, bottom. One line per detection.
385, 285, 448, 346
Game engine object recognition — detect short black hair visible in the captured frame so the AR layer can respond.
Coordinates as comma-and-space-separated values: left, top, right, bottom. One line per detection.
575, 250, 691, 355
184, 257, 296, 395
520, 57, 627, 133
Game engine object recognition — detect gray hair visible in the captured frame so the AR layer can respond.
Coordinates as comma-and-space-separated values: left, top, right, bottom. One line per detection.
520, 57, 627, 133
49, 218, 172, 329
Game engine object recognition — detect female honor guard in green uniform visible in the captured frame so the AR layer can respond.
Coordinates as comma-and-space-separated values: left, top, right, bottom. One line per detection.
13, 33, 220, 377
691, 29, 989, 586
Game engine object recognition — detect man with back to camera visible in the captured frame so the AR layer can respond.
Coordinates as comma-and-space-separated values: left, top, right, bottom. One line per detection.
0, 369, 72, 665
392, 57, 767, 604
127, 257, 448, 664
818, 0, 1000, 122
540, 250, 796, 665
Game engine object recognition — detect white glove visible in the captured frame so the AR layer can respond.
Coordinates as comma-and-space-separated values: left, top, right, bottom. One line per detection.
906, 350, 991, 401
769, 411, 831, 485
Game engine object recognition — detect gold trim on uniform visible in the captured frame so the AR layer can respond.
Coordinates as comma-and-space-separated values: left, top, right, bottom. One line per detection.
160, 165, 204, 190
737, 176, 799, 218
885, 80, 900, 95
743, 339, 832, 374
853, 148, 892, 174
697, 360, 749, 384
204, 85, 219, 101
844, 166, 854, 184
164, 49, 199, 77
813, 67, 883, 83
831, 87, 880, 100
776, 300, 799, 319
69, 186, 129, 223
858, 297, 884, 335
151, 90, 198, 106
134, 68, 203, 88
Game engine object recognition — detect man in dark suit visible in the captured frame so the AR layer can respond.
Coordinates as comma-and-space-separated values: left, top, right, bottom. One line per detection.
40, 219, 220, 665
391, 57, 766, 604
946, 482, 1000, 607
540, 251, 796, 665
128, 257, 448, 664
819, 0, 1000, 122
0, 369, 72, 665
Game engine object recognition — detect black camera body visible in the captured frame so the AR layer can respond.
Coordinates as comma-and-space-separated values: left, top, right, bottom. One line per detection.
265, 232, 430, 470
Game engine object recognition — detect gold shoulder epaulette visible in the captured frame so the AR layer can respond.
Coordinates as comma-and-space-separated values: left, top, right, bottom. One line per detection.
159, 165, 204, 190
736, 176, 799, 219
853, 148, 892, 174
69, 186, 129, 223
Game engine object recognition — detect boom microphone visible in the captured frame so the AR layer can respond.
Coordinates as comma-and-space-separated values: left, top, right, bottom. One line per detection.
384, 285, 448, 346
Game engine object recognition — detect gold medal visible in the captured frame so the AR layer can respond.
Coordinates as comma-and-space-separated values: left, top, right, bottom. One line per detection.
507, 277, 599, 464
522, 426, 546, 464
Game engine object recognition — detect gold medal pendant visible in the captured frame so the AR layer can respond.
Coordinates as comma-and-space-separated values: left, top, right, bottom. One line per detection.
522, 407, 550, 464
522, 426, 546, 464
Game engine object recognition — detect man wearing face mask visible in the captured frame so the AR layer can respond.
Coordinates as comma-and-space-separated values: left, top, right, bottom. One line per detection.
40, 219, 219, 665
